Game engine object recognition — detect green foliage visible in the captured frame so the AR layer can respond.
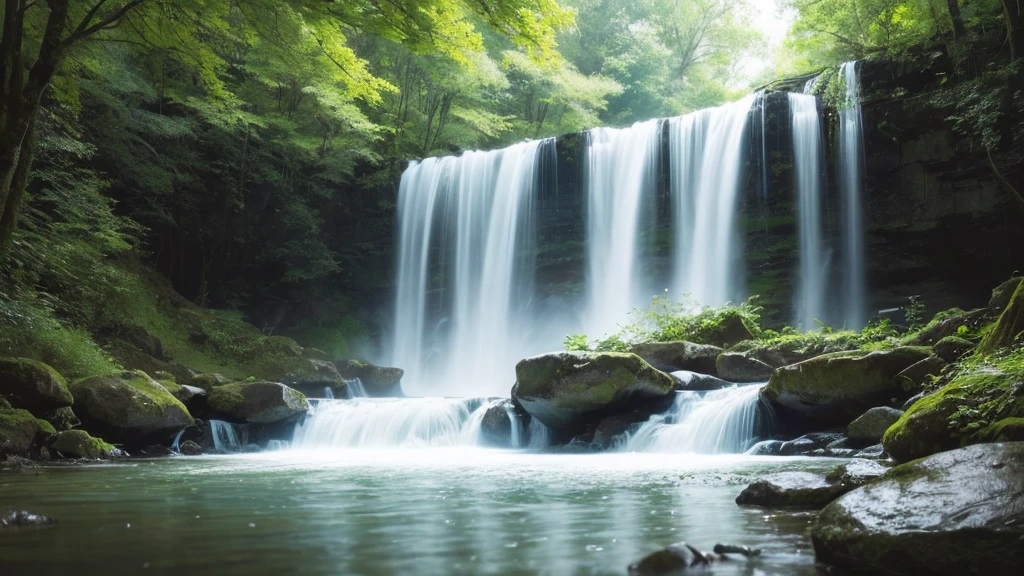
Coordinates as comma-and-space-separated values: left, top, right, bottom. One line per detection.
904, 295, 926, 330
567, 295, 762, 350
755, 318, 901, 355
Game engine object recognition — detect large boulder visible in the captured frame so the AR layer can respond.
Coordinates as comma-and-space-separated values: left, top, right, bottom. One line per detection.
69, 370, 194, 446
207, 381, 307, 424
0, 358, 73, 414
932, 336, 973, 363
715, 352, 774, 382
335, 360, 404, 397
847, 407, 904, 447
812, 442, 1024, 576
882, 368, 1024, 462
762, 347, 931, 431
48, 430, 116, 459
511, 352, 675, 438
629, 341, 721, 374
0, 408, 55, 458
254, 357, 344, 391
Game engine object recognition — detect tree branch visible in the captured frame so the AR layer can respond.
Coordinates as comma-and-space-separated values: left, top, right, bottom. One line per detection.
63, 0, 146, 47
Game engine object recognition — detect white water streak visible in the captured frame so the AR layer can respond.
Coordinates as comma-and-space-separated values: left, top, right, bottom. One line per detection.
670, 96, 755, 305
790, 94, 828, 329
839, 62, 867, 328
621, 385, 764, 454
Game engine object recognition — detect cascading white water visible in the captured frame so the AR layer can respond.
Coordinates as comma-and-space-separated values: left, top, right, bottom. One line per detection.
669, 96, 755, 305
839, 61, 867, 328
346, 378, 367, 398
789, 94, 828, 329
209, 419, 244, 452
292, 397, 491, 448
391, 140, 551, 396
323, 387, 335, 400
620, 385, 765, 453
584, 120, 661, 336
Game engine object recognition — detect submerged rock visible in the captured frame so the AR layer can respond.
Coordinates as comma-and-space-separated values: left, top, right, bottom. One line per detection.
69, 370, 194, 447
630, 341, 722, 375
745, 439, 783, 455
479, 400, 515, 447
178, 439, 203, 455
207, 381, 307, 424
736, 471, 848, 509
1, 509, 55, 529
48, 429, 116, 459
762, 347, 930, 431
0, 357, 73, 414
812, 443, 1024, 575
512, 352, 675, 438
847, 407, 904, 447
778, 432, 845, 456
628, 542, 719, 575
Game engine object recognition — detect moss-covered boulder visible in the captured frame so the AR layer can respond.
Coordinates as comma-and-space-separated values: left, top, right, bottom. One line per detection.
511, 352, 675, 438
980, 279, 1024, 353
762, 347, 931, 431
335, 360, 404, 397
69, 370, 194, 446
48, 430, 116, 459
895, 354, 946, 390
629, 341, 721, 375
254, 357, 344, 392
906, 308, 990, 346
0, 408, 55, 457
188, 372, 229, 392
881, 367, 1024, 462
715, 352, 774, 382
812, 442, 1024, 576
932, 336, 974, 363
207, 381, 307, 424
0, 357, 73, 414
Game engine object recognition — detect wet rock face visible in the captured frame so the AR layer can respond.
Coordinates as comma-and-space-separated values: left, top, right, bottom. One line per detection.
812, 442, 1024, 576
669, 371, 732, 392
630, 342, 722, 375
627, 542, 712, 575
737, 459, 889, 510
714, 352, 774, 383
334, 360, 404, 397
512, 352, 676, 439
762, 347, 930, 432
847, 407, 904, 447
178, 440, 203, 455
479, 400, 514, 447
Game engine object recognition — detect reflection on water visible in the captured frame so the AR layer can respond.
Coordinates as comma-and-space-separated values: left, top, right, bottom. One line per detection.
0, 451, 832, 576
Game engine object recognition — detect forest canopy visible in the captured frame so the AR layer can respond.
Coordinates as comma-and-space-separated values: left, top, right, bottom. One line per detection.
1, 0, 1022, 358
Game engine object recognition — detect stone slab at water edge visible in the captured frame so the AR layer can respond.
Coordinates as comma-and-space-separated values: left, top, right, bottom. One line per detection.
511, 352, 675, 439
812, 442, 1024, 576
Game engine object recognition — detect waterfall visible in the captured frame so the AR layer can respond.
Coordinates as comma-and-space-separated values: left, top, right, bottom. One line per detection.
621, 385, 766, 454
789, 94, 828, 329
390, 140, 552, 396
323, 387, 335, 400
669, 96, 755, 305
584, 120, 661, 336
346, 378, 367, 398
292, 397, 495, 448
839, 61, 867, 328
209, 419, 244, 452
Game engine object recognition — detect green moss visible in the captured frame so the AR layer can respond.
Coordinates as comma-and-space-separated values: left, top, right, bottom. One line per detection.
980, 417, 1024, 441
980, 280, 1024, 354
883, 359, 1024, 462
0, 408, 52, 454
0, 297, 117, 379
50, 429, 116, 458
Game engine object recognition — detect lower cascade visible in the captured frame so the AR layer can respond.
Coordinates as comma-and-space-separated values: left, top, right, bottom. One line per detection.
620, 384, 767, 454
290, 397, 550, 449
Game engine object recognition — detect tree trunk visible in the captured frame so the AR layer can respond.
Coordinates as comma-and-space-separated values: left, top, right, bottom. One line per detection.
946, 0, 966, 39
0, 113, 35, 253
1003, 0, 1024, 60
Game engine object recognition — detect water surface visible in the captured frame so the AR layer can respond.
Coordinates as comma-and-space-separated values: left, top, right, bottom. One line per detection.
1, 451, 833, 575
